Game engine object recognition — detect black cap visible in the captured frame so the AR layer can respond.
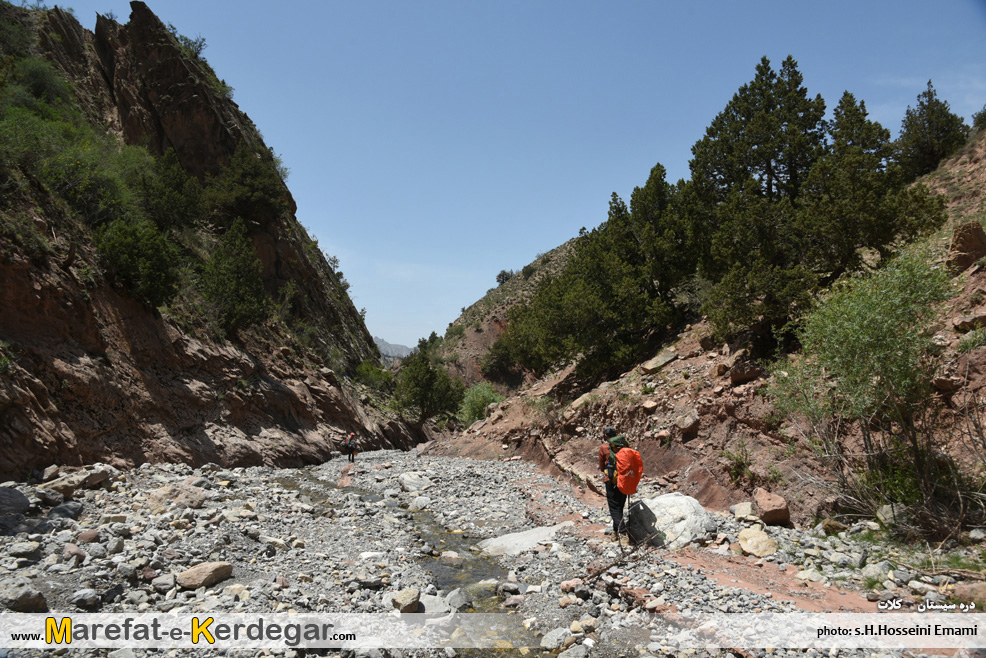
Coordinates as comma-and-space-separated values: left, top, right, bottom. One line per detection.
604, 427, 616, 438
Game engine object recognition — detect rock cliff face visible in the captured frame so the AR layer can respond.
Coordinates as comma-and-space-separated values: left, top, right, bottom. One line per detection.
0, 2, 416, 479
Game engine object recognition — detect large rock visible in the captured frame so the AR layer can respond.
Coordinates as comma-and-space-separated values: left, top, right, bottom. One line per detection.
946, 221, 986, 274
753, 488, 790, 526
728, 349, 764, 385
738, 527, 778, 557
397, 473, 433, 493
0, 578, 48, 612
876, 503, 910, 528
175, 562, 232, 589
0, 488, 30, 515
408, 496, 431, 511
954, 314, 986, 332
477, 522, 574, 556
391, 588, 420, 613
418, 593, 451, 614
40, 472, 87, 498
954, 582, 986, 606
627, 493, 718, 549
640, 350, 677, 375
149, 483, 207, 513
675, 408, 700, 435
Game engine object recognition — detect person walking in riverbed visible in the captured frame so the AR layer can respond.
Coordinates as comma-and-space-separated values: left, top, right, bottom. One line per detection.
346, 432, 358, 463
599, 426, 642, 546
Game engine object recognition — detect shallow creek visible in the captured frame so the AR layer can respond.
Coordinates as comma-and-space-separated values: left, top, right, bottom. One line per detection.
274, 468, 543, 653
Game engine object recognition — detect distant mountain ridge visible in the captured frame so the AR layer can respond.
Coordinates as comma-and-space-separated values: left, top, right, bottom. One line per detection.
374, 337, 413, 359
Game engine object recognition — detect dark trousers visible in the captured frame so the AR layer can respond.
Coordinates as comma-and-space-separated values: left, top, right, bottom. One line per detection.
606, 480, 627, 535
348, 450, 355, 463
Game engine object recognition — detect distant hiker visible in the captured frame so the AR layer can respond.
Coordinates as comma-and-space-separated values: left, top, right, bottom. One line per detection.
346, 433, 358, 463
599, 426, 643, 544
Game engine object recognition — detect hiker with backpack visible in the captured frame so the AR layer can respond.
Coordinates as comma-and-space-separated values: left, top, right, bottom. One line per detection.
346, 432, 358, 463
599, 427, 643, 545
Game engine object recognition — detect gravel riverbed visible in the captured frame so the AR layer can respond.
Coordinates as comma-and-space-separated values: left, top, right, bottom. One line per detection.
0, 449, 978, 658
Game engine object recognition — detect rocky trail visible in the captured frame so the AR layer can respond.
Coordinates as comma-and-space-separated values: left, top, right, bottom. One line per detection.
0, 450, 984, 658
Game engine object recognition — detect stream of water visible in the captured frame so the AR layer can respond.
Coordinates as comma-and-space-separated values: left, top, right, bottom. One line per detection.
275, 468, 543, 654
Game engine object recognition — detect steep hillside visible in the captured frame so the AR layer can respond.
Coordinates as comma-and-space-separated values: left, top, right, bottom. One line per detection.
436, 239, 574, 388
426, 127, 986, 528
0, 2, 416, 479
925, 125, 986, 227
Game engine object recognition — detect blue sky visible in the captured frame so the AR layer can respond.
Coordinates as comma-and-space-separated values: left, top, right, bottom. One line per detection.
64, 0, 986, 347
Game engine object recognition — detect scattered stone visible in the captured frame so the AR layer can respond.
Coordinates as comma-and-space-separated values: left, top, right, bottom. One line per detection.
477, 522, 574, 556
67, 588, 101, 609
954, 582, 986, 607
640, 350, 677, 375
753, 488, 790, 526
48, 501, 83, 520
0, 488, 30, 515
397, 473, 433, 493
560, 578, 584, 593
954, 314, 986, 333
541, 627, 571, 650
445, 588, 471, 611
876, 503, 910, 528
149, 483, 207, 513
727, 349, 764, 385
738, 527, 778, 557
675, 408, 700, 435
175, 562, 232, 589
7, 541, 40, 560
559, 645, 589, 658
41, 472, 87, 498
151, 573, 176, 594
0, 578, 48, 612
76, 529, 100, 544
391, 588, 421, 613
408, 496, 431, 512
821, 518, 849, 535
946, 221, 986, 273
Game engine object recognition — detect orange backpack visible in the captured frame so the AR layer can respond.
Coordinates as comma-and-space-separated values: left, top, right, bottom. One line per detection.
607, 436, 643, 495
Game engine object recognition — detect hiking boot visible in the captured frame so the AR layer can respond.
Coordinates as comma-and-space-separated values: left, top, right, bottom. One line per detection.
618, 535, 631, 548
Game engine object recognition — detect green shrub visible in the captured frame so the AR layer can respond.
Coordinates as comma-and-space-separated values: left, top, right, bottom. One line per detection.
201, 218, 270, 335
203, 142, 286, 229
0, 106, 75, 174
496, 269, 514, 286
356, 359, 392, 390
137, 149, 203, 230
722, 439, 753, 483
457, 382, 504, 425
0, 14, 34, 58
0, 341, 13, 376
96, 216, 179, 307
973, 105, 986, 133
11, 57, 72, 106
0, 209, 50, 262
392, 339, 464, 425
957, 328, 986, 354
770, 248, 966, 535
444, 324, 465, 341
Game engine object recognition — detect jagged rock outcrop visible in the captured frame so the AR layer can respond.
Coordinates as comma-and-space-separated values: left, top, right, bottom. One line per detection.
0, 3, 416, 479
